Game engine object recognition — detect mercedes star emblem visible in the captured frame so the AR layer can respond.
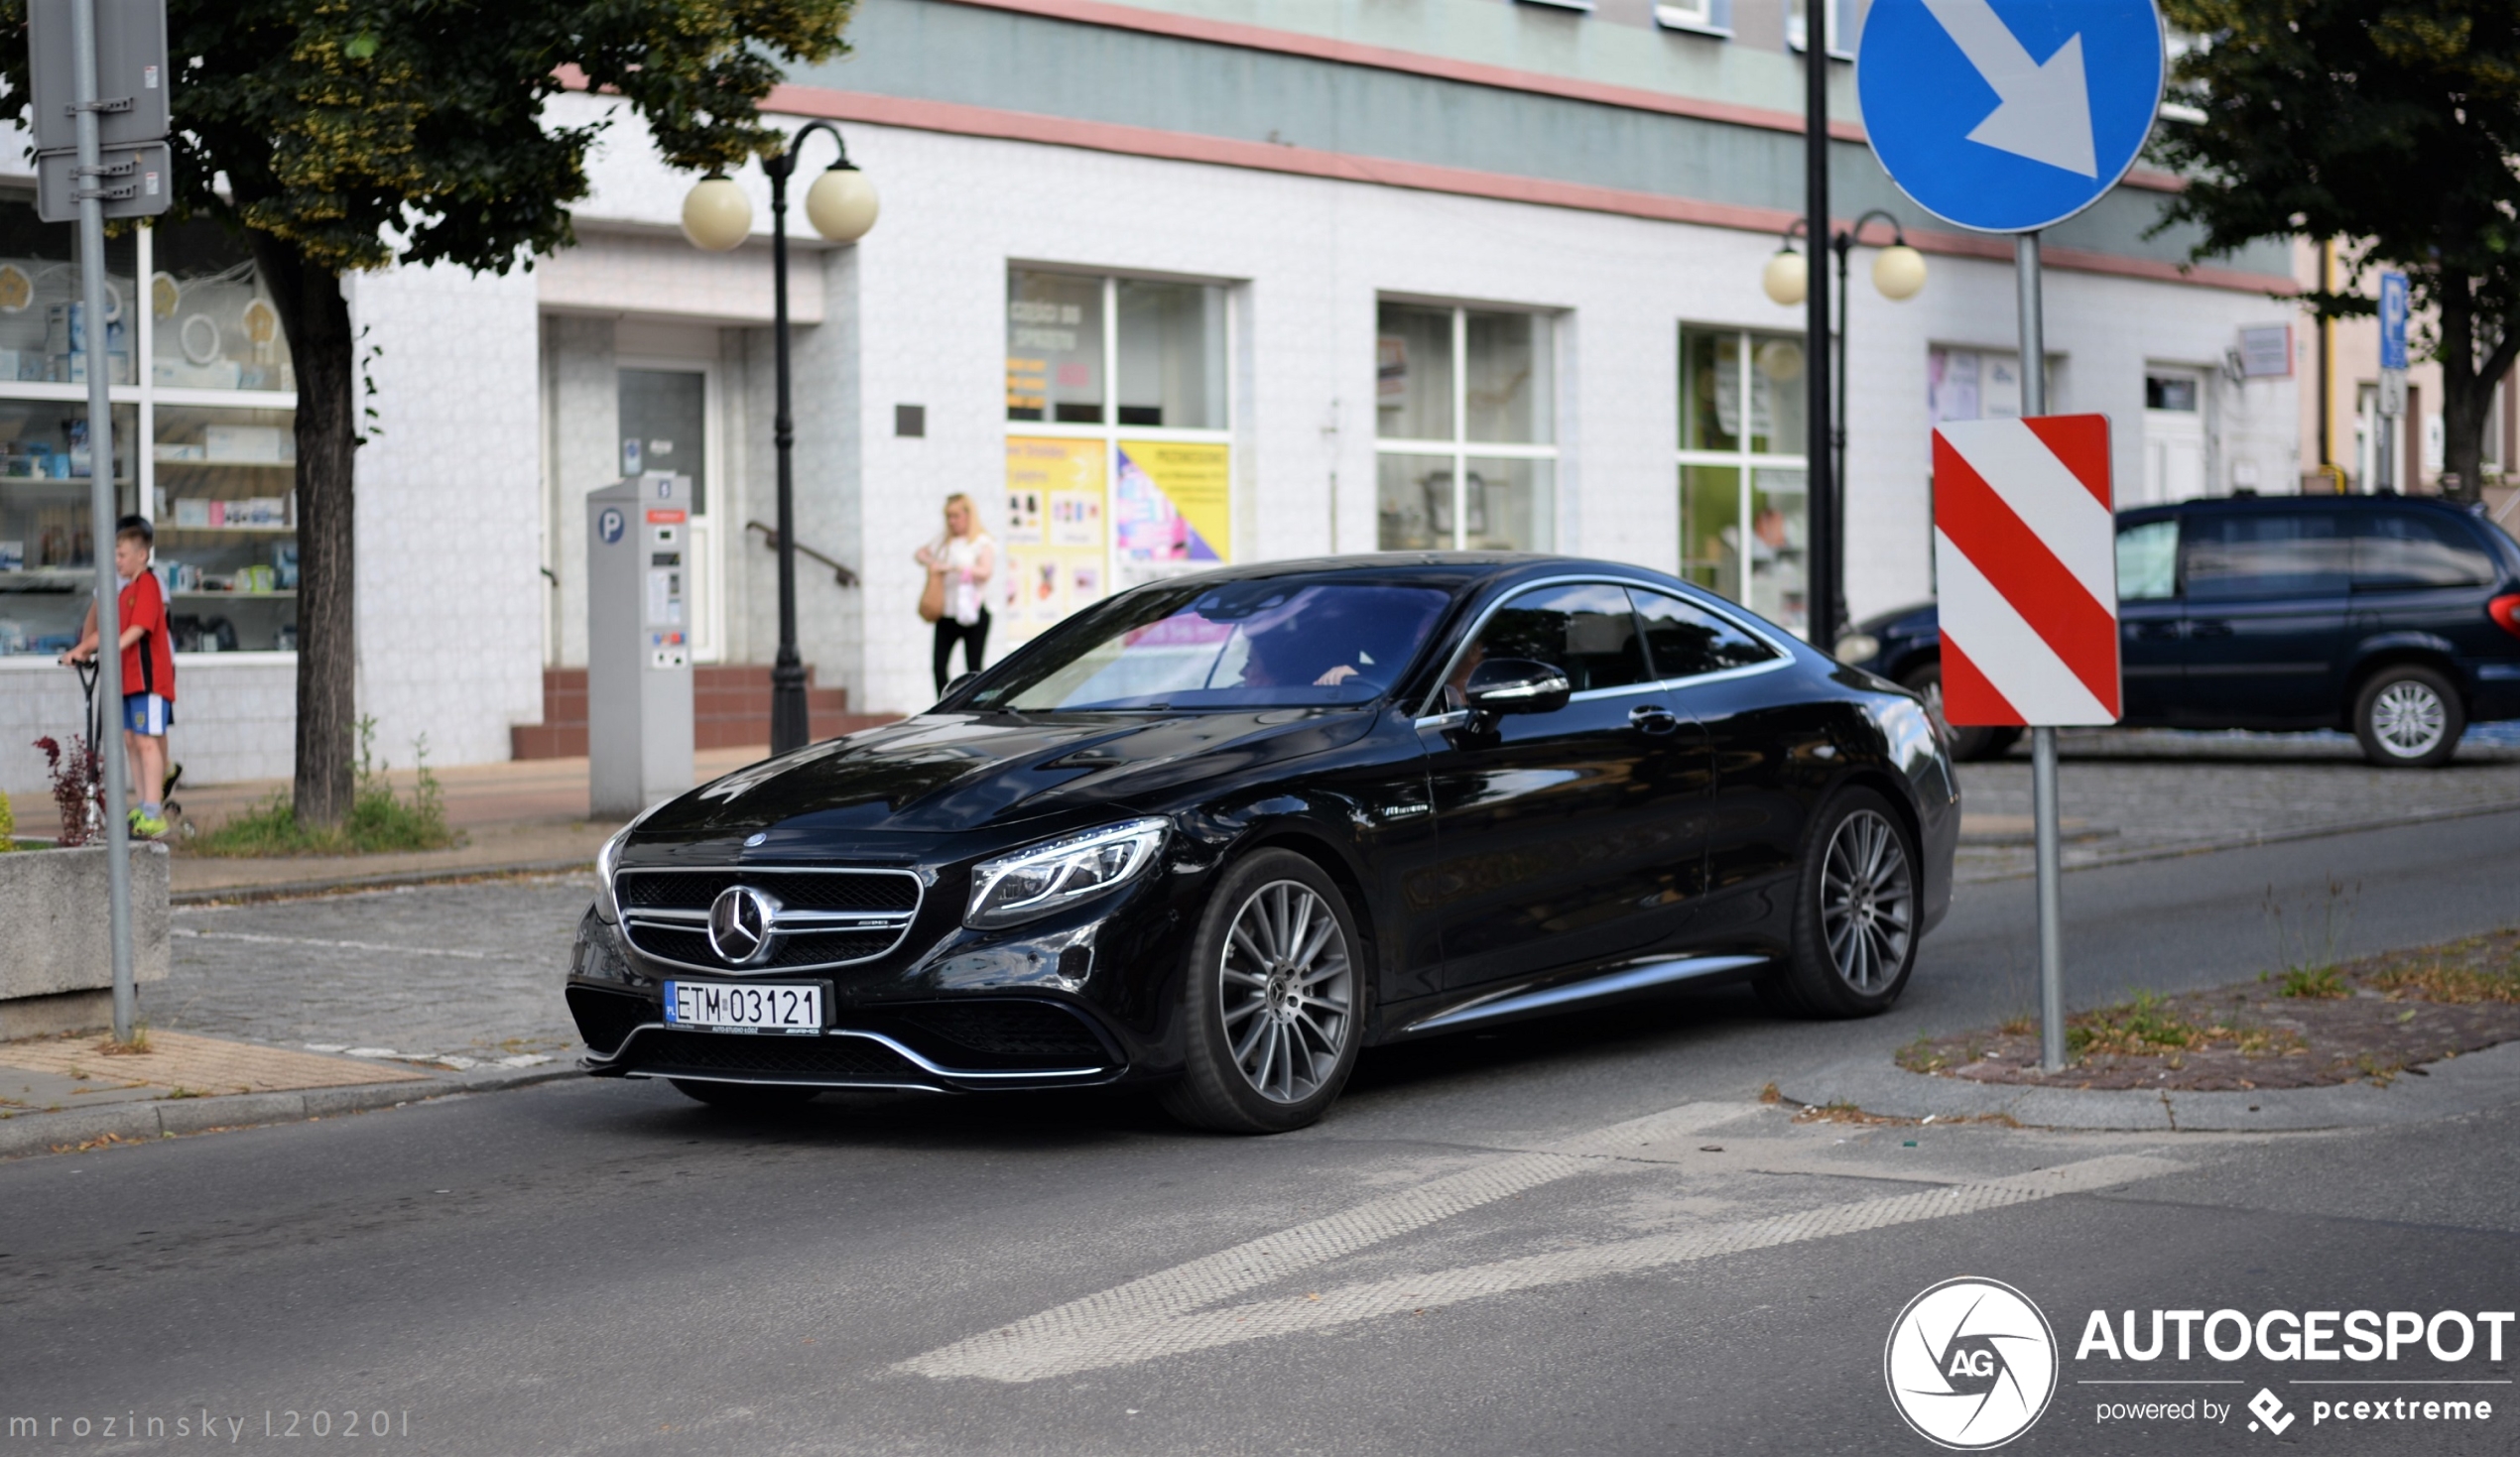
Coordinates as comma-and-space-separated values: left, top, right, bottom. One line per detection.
705, 885, 781, 966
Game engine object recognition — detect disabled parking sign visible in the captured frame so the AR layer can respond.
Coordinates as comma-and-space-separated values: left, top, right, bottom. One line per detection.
1857, 0, 2166, 233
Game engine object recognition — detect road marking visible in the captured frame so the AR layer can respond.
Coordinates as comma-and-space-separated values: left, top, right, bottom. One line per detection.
902, 1135, 2180, 1383
170, 927, 542, 964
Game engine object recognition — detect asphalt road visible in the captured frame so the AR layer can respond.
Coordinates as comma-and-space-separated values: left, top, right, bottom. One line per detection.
6, 811, 2518, 1455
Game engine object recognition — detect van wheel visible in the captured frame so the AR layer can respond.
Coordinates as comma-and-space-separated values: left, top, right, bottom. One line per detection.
1901, 662, 2021, 762
2352, 665, 2463, 768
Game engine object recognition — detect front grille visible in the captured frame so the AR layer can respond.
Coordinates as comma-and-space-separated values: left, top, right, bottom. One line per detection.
613, 865, 924, 972
618, 868, 919, 912
897, 1001, 1110, 1062
621, 1029, 927, 1082
626, 923, 903, 970
567, 986, 655, 1053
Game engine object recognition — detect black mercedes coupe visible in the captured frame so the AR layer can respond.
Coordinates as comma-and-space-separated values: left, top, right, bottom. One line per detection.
567, 554, 1959, 1132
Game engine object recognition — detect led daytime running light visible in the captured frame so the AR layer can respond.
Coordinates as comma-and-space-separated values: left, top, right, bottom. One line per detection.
966, 818, 1167, 929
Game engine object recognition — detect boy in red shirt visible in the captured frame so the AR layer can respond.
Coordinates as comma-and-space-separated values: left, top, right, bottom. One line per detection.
63, 515, 177, 836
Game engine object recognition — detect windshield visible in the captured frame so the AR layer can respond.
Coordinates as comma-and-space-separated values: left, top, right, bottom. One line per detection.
969, 580, 1454, 711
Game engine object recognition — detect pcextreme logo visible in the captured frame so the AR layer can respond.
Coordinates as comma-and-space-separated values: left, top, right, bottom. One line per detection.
1885, 1277, 2061, 1450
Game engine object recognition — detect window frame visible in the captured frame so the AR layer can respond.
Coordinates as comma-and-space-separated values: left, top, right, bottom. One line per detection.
1414, 573, 1792, 719
0, 216, 303, 669
1374, 300, 1560, 552
1676, 323, 1813, 635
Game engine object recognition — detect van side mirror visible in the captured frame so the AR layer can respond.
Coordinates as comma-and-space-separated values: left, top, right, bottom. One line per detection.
1462, 659, 1572, 727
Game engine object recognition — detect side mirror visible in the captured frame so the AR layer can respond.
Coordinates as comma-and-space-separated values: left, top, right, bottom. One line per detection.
1462, 658, 1571, 726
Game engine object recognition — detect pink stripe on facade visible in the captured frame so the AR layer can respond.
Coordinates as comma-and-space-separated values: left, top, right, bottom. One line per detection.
764, 83, 2291, 296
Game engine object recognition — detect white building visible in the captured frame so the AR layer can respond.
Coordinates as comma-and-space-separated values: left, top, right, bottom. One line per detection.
0, 0, 2300, 798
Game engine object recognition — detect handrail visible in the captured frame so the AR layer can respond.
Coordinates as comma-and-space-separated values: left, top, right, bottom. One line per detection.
744, 520, 860, 587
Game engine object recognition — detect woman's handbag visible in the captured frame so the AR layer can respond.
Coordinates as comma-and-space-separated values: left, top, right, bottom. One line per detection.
918, 565, 946, 624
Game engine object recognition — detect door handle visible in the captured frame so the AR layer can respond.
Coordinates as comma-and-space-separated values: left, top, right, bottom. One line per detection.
1629, 704, 1681, 735
2190, 620, 2234, 638
2131, 621, 2182, 641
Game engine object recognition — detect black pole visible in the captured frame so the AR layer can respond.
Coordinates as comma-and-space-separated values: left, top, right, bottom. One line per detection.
766, 146, 809, 756
1832, 231, 1850, 637
1804, 5, 1835, 653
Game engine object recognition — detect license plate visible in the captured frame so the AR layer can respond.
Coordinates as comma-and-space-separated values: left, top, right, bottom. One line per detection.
663, 980, 823, 1034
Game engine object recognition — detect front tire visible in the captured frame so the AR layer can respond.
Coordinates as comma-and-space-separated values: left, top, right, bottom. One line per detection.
1902, 661, 2020, 762
2352, 665, 2463, 769
1160, 850, 1364, 1134
1754, 788, 1921, 1019
671, 1079, 821, 1111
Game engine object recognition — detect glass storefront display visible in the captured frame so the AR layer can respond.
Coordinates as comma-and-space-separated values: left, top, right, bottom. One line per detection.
1678, 326, 1809, 637
1003, 268, 1233, 648
0, 192, 298, 661
1375, 302, 1556, 551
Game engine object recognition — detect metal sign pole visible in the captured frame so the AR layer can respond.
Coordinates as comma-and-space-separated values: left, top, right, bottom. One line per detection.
70, 0, 136, 1041
2015, 230, 2065, 1073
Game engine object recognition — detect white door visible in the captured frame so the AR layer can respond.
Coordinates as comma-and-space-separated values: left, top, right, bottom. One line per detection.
617, 364, 725, 663
2143, 369, 2207, 503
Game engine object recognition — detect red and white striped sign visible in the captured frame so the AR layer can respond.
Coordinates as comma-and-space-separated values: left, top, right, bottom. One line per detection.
1933, 415, 2120, 726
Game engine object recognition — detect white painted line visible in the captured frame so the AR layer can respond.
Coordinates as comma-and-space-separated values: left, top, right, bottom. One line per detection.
903, 1151, 2180, 1383
171, 927, 543, 964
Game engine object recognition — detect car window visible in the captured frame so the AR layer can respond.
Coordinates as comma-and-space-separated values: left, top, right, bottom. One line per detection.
1445, 582, 1648, 706
2353, 512, 2495, 589
2180, 513, 2352, 601
1628, 588, 1777, 678
984, 580, 1452, 711
2115, 520, 2179, 600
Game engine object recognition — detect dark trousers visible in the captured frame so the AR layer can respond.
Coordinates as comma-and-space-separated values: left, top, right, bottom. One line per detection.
933, 608, 991, 693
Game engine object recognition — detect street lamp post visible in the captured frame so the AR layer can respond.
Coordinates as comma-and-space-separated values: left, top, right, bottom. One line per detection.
1763, 212, 1926, 654
681, 125, 879, 756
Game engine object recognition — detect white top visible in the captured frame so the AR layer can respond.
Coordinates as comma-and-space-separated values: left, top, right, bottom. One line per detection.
923, 532, 996, 626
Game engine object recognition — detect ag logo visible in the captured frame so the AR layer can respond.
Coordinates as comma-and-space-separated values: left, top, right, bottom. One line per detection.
1884, 1277, 2058, 1449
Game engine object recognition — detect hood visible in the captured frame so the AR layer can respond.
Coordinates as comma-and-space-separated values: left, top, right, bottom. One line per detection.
634, 708, 1380, 840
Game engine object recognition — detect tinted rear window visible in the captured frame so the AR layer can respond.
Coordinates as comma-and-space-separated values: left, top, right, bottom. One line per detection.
1629, 588, 1776, 677
2353, 512, 2495, 589
2181, 513, 2352, 600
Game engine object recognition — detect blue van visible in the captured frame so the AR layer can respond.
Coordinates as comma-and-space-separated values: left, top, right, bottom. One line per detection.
1837, 495, 2520, 767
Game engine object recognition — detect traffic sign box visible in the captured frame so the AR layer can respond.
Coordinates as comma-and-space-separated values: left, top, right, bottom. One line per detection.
26, 0, 169, 153
1933, 414, 2121, 726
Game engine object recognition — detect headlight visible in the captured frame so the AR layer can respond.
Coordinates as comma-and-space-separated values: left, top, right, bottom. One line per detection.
591, 800, 668, 922
1834, 632, 1881, 665
966, 817, 1168, 929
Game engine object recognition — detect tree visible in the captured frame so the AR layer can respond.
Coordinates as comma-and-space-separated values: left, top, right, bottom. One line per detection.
2153, 1, 2520, 504
0, 0, 855, 824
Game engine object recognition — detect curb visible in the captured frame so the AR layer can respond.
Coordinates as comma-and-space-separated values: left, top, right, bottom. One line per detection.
0, 1060, 581, 1159
1780, 1038, 2520, 1132
171, 857, 597, 907
1956, 797, 2520, 884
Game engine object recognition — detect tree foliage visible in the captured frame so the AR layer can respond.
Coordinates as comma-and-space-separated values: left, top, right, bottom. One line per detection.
2152, 1, 2520, 499
0, 0, 855, 822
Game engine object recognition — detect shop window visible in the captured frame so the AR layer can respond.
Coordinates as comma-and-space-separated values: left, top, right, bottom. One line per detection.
0, 195, 299, 662
1002, 267, 1234, 652
1678, 326, 1809, 637
1376, 301, 1556, 551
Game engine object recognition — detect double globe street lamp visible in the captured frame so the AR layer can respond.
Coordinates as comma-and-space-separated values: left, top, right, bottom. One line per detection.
1763, 210, 1926, 659
681, 124, 880, 755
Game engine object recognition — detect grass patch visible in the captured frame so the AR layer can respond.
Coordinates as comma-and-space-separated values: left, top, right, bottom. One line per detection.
190, 720, 457, 858
95, 1026, 152, 1055
2276, 965, 2347, 1000
2068, 991, 2303, 1061
2369, 960, 2520, 1005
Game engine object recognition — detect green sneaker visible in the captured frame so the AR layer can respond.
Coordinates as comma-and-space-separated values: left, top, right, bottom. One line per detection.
129, 809, 168, 838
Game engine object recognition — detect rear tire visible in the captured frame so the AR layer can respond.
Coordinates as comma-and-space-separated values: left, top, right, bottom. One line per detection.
1753, 788, 1921, 1019
2352, 665, 2463, 769
1160, 850, 1365, 1135
1901, 662, 2020, 762
671, 1079, 821, 1111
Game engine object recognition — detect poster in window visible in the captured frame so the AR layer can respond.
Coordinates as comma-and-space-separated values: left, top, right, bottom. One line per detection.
1002, 436, 1106, 644
1115, 439, 1230, 588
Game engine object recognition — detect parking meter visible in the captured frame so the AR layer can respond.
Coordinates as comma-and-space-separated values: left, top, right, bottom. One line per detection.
587, 472, 694, 819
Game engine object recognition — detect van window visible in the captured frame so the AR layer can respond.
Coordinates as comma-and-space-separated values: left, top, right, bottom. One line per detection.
2353, 512, 2494, 589
2181, 513, 2352, 601
2115, 520, 2179, 600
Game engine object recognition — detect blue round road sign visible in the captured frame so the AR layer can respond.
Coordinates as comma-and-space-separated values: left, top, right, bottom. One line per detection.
1857, 0, 2164, 234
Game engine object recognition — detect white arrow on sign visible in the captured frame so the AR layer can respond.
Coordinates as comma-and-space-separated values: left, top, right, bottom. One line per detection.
1920, 0, 2098, 178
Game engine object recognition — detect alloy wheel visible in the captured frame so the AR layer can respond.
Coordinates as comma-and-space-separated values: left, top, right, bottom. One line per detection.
2370, 680, 2449, 759
1217, 880, 1353, 1104
1819, 809, 1916, 994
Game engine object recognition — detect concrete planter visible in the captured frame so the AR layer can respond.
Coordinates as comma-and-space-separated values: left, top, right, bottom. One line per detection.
0, 842, 171, 1037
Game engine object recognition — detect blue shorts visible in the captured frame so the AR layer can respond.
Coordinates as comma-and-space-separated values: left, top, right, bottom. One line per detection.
122, 693, 171, 736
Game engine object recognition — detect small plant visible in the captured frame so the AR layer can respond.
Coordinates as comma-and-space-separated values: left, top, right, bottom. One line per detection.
96, 1026, 152, 1054
190, 718, 456, 857
0, 786, 13, 850
1896, 1035, 1953, 1074
32, 734, 103, 846
2278, 965, 2347, 1000
2265, 876, 2358, 989
2370, 960, 2520, 1005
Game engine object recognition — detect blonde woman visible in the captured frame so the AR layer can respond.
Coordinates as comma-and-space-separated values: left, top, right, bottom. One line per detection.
914, 492, 998, 692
